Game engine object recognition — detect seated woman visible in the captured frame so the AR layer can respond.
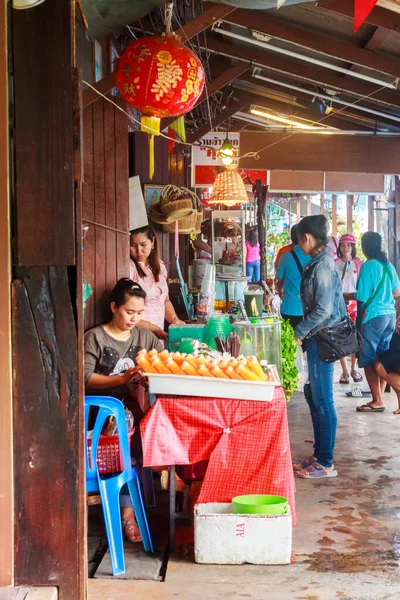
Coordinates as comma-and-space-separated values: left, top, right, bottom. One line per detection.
85, 278, 163, 543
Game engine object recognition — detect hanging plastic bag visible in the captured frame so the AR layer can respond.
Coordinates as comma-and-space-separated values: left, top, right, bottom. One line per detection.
296, 346, 308, 389
196, 263, 215, 320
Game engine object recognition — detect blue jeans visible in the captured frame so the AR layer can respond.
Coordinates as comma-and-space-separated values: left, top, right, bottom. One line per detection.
246, 260, 260, 282
359, 314, 395, 368
305, 336, 337, 468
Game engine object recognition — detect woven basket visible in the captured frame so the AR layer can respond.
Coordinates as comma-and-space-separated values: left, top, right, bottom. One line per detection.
149, 200, 170, 225
209, 169, 249, 205
162, 189, 203, 234
160, 184, 194, 222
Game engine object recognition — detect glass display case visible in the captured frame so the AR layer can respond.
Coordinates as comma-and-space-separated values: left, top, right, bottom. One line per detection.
233, 319, 282, 381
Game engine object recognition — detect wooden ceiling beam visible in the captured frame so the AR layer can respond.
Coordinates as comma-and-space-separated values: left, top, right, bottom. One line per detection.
174, 92, 250, 153
163, 62, 250, 128
205, 38, 400, 111
239, 131, 400, 174
83, 3, 237, 109
364, 27, 391, 52
317, 0, 400, 32
226, 9, 400, 78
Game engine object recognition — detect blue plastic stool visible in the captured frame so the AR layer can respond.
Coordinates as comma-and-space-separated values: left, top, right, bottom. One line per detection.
85, 396, 154, 575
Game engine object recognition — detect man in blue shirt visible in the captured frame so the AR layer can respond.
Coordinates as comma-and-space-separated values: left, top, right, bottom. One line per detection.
276, 227, 311, 328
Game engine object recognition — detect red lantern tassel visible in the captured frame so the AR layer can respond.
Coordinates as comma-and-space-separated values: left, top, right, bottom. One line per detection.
141, 116, 160, 180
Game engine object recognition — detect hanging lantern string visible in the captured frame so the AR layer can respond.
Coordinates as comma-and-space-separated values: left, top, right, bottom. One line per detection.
165, 0, 174, 36
82, 77, 398, 160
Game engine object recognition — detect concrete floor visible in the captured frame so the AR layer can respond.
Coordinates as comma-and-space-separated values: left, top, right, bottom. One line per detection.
89, 367, 400, 599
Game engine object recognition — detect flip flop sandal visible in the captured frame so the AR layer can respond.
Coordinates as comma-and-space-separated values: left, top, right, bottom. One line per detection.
356, 403, 385, 412
295, 462, 338, 479
345, 387, 372, 397
293, 456, 317, 471
339, 374, 350, 384
351, 370, 363, 383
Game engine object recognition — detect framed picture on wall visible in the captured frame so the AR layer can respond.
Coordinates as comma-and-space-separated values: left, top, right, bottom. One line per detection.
94, 40, 103, 82
144, 185, 163, 214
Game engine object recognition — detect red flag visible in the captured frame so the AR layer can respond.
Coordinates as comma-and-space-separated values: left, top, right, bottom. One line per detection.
354, 0, 379, 31
168, 127, 175, 154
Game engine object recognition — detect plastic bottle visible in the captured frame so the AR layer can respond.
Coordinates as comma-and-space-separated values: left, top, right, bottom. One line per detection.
125, 408, 134, 432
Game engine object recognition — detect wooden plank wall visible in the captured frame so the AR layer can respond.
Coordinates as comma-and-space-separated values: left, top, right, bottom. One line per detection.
83, 100, 130, 331
11, 3, 83, 598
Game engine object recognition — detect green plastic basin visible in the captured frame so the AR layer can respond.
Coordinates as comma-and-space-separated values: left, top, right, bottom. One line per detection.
232, 494, 288, 515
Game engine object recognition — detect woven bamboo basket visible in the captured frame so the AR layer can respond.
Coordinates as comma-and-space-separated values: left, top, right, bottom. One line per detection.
159, 184, 194, 222
208, 169, 249, 205
149, 200, 170, 225
162, 189, 203, 234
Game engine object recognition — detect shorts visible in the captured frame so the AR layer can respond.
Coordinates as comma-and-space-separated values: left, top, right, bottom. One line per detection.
358, 314, 395, 368
378, 349, 400, 374
346, 299, 357, 324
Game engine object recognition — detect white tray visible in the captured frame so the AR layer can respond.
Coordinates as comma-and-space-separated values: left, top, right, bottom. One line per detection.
147, 374, 278, 402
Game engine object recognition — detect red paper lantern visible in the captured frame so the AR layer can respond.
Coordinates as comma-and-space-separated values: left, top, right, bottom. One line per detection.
115, 35, 205, 178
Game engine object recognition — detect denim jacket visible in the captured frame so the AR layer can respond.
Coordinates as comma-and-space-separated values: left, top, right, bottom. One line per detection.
294, 249, 347, 341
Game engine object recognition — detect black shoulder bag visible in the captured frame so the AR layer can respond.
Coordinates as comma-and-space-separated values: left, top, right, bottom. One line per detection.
314, 262, 363, 363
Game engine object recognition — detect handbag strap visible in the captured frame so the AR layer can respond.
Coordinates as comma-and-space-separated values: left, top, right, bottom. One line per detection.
363, 262, 392, 310
290, 249, 303, 275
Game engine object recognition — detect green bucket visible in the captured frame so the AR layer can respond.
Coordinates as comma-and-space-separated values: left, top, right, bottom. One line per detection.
232, 494, 288, 515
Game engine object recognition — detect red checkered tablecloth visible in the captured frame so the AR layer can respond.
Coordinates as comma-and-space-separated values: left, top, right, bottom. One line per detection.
140, 386, 296, 524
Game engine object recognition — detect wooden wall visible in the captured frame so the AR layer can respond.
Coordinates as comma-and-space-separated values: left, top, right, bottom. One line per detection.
83, 99, 130, 331
11, 2, 83, 598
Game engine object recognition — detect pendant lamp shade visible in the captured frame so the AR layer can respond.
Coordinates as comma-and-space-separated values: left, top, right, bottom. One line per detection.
209, 170, 249, 206
13, 0, 45, 8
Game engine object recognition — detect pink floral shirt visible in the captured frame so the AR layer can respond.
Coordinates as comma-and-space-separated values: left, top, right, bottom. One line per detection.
129, 260, 168, 330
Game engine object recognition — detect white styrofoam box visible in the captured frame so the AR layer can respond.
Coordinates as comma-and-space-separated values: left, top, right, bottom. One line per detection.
147, 374, 277, 401
194, 503, 292, 565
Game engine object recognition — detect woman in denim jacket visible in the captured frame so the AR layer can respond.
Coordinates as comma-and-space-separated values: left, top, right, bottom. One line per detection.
293, 215, 347, 480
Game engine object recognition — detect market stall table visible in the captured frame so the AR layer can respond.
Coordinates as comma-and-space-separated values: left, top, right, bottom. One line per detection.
140, 387, 296, 549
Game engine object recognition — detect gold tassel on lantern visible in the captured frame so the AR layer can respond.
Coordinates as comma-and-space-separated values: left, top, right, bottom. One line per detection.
141, 116, 160, 180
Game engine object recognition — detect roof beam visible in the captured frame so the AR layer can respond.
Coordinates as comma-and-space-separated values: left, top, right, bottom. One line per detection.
364, 27, 391, 52
163, 62, 250, 128
317, 0, 400, 32
174, 92, 250, 153
204, 38, 400, 111
82, 3, 237, 109
226, 9, 400, 78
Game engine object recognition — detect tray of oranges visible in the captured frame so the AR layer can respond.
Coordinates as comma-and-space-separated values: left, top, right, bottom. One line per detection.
136, 349, 280, 402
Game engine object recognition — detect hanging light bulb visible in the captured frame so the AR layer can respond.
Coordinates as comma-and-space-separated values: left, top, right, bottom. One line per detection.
217, 134, 236, 166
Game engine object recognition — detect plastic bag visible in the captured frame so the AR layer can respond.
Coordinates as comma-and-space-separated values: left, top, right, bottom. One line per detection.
296, 346, 308, 389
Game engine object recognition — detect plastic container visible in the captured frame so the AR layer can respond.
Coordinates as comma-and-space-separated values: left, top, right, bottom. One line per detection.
232, 494, 288, 515
202, 315, 234, 349
167, 323, 205, 352
193, 258, 210, 288
244, 284, 264, 317
87, 428, 134, 475
233, 320, 282, 381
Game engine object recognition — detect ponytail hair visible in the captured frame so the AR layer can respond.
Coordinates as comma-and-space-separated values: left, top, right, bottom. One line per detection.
130, 225, 161, 281
361, 231, 388, 263
109, 278, 146, 308
296, 215, 328, 250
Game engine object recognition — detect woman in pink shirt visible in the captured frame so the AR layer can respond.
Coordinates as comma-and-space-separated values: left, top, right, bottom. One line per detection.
245, 228, 261, 282
130, 225, 184, 340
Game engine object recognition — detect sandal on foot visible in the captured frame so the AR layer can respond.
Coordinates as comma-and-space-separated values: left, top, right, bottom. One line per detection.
122, 517, 142, 543
339, 373, 350, 384
293, 456, 317, 471
345, 387, 372, 397
356, 403, 385, 412
295, 462, 337, 479
351, 370, 363, 383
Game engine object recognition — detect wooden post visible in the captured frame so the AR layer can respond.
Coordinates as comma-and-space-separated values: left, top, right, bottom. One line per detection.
368, 195, 375, 231
306, 196, 312, 216
346, 195, 354, 234
255, 180, 268, 282
320, 194, 325, 215
332, 194, 338, 237
0, 0, 13, 586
